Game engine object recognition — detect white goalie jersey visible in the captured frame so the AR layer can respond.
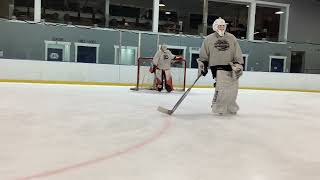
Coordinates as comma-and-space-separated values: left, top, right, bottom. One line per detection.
152, 49, 176, 70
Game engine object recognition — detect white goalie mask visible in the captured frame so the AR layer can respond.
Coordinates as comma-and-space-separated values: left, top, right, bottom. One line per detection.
160, 44, 168, 52
212, 17, 227, 37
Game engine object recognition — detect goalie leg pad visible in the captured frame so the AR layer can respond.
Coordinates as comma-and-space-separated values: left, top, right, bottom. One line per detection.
212, 90, 228, 114
212, 70, 240, 114
155, 70, 163, 91
165, 80, 173, 92
164, 70, 173, 92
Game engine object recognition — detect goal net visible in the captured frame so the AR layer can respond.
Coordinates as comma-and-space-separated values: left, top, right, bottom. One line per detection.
131, 57, 186, 91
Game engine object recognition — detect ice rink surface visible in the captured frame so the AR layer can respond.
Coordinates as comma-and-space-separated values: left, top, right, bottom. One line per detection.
1, 82, 320, 180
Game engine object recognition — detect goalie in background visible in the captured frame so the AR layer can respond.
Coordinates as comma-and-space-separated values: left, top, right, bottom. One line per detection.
149, 44, 182, 92
198, 17, 244, 115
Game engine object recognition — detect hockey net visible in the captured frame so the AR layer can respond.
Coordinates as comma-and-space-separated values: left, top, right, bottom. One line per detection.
131, 57, 186, 91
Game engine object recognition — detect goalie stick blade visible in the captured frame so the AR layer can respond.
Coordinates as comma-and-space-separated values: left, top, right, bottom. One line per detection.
157, 106, 173, 115
130, 87, 138, 91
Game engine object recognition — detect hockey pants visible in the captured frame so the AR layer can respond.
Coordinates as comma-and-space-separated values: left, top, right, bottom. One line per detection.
155, 69, 173, 92
212, 70, 239, 114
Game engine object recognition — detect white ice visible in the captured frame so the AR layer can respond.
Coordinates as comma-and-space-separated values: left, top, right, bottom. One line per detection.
0, 83, 320, 180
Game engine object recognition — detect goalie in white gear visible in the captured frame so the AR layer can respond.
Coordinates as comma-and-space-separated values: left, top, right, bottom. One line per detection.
150, 44, 182, 92
198, 17, 244, 115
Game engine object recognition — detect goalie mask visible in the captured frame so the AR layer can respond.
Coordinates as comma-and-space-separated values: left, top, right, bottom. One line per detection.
160, 44, 168, 52
212, 17, 227, 37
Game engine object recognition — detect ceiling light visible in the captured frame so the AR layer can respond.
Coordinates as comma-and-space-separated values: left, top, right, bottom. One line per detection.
165, 11, 171, 15
275, 11, 284, 14
159, 0, 165, 7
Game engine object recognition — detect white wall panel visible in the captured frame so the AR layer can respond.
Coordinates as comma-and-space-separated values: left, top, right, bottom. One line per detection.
0, 59, 319, 91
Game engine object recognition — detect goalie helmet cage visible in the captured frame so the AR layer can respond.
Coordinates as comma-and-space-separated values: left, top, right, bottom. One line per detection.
131, 57, 187, 91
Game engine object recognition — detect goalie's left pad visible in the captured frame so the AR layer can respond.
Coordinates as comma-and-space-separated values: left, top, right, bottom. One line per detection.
229, 62, 243, 79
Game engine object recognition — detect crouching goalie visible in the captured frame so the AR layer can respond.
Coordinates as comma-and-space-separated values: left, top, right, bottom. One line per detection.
149, 44, 183, 92
198, 17, 244, 115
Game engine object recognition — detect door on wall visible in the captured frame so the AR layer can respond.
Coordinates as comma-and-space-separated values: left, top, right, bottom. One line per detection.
75, 43, 100, 63
269, 56, 286, 72
189, 47, 200, 69
168, 48, 183, 56
191, 53, 200, 68
45, 41, 71, 62
242, 54, 248, 71
77, 46, 97, 63
114, 46, 137, 65
290, 51, 305, 73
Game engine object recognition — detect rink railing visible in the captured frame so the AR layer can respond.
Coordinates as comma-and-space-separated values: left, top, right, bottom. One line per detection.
0, 58, 319, 93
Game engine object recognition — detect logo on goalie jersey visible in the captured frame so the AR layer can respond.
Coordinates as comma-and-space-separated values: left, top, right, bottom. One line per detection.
163, 54, 169, 60
214, 39, 230, 51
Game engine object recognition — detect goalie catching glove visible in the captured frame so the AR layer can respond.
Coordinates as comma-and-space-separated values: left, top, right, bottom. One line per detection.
197, 59, 208, 76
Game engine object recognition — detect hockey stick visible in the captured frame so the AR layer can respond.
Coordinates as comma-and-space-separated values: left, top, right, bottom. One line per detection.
157, 74, 202, 115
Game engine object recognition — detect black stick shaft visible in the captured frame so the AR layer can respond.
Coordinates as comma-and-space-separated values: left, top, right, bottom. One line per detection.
168, 74, 202, 114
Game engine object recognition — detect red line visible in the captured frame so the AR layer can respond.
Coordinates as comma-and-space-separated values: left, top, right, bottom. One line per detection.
15, 118, 171, 180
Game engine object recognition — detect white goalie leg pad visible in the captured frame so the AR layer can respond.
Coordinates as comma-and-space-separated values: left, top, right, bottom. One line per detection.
155, 69, 163, 90
164, 70, 173, 91
212, 70, 239, 114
